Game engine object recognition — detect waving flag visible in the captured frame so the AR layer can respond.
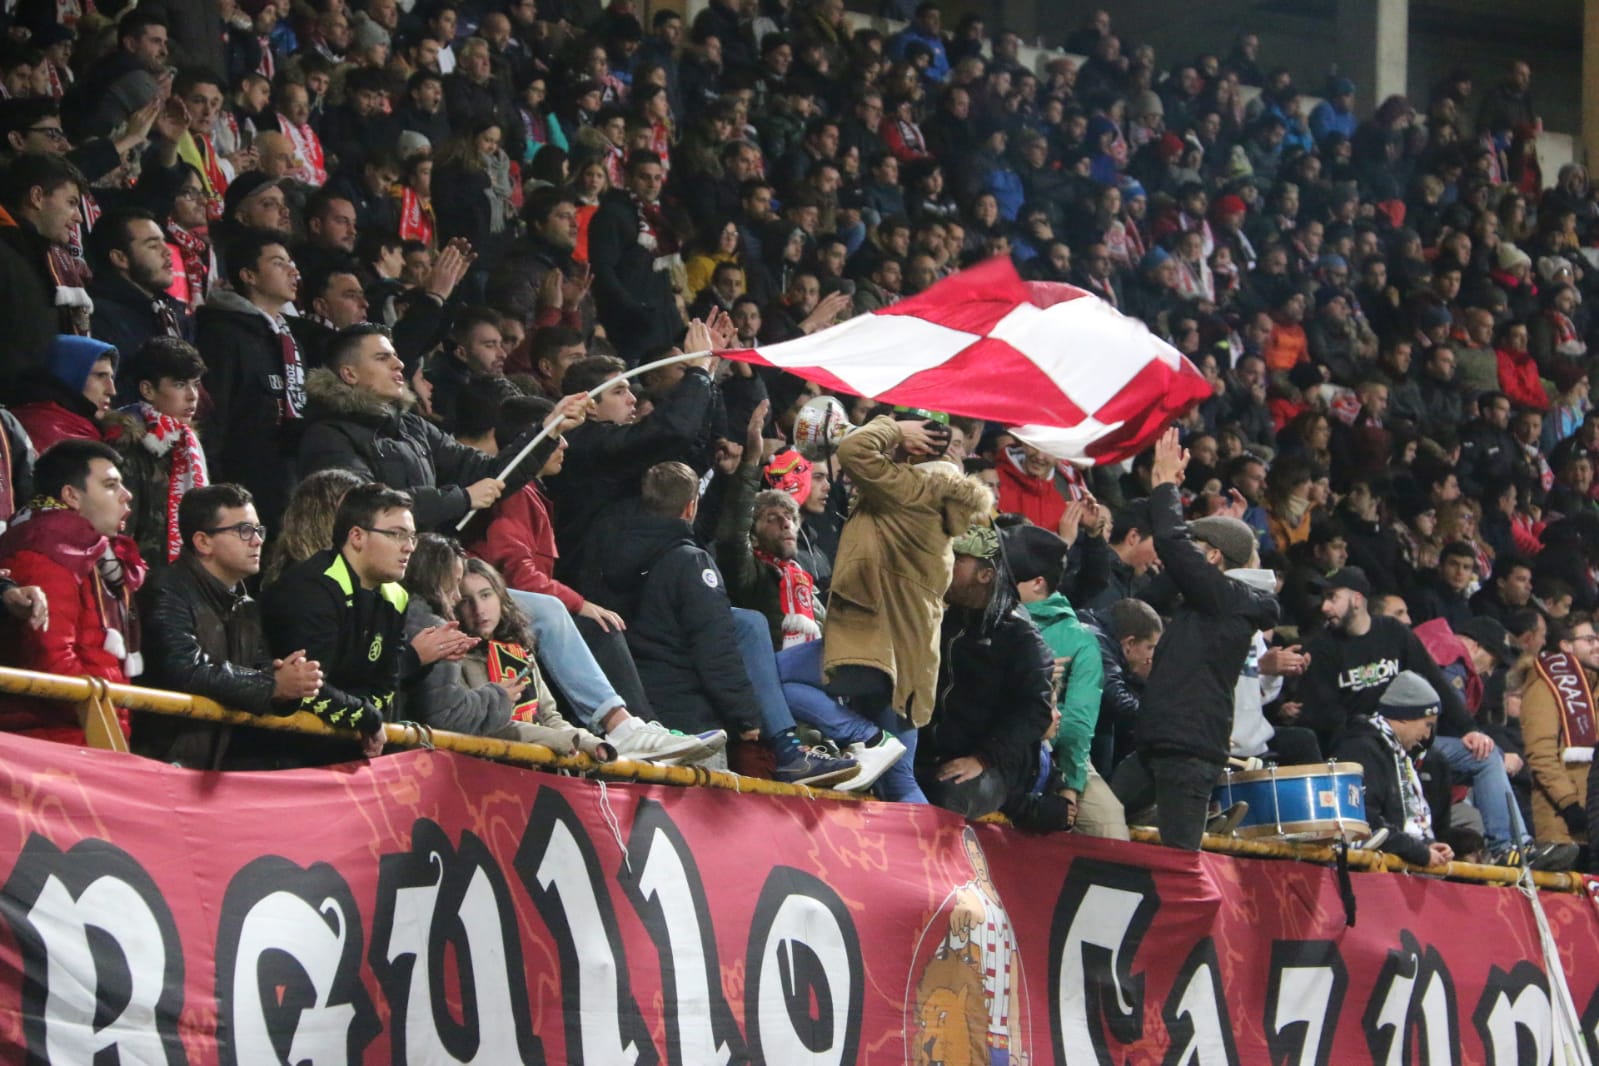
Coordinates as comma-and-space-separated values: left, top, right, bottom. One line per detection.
719, 258, 1212, 464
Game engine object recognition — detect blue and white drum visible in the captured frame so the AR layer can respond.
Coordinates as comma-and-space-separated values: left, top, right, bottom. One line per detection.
1212, 762, 1370, 842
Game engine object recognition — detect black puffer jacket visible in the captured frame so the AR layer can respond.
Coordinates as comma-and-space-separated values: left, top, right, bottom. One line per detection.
601, 512, 761, 736
1136, 482, 1281, 764
297, 368, 551, 531
137, 552, 276, 767
916, 591, 1055, 799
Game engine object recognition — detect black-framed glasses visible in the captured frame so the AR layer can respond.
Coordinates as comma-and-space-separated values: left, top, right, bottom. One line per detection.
205, 522, 268, 543
362, 526, 419, 547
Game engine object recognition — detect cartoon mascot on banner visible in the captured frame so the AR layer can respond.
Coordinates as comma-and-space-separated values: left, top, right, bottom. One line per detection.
907, 826, 1028, 1066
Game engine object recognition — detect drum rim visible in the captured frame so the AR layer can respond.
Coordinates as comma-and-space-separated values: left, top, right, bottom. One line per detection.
1222, 762, 1365, 782
1233, 818, 1372, 842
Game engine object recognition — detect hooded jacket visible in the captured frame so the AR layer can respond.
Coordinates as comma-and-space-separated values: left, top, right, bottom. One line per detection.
917, 583, 1056, 799
1024, 591, 1104, 792
298, 368, 549, 532
822, 416, 994, 726
0, 507, 146, 742
1136, 482, 1281, 764
1332, 714, 1446, 868
137, 551, 275, 767
600, 511, 762, 736
194, 288, 303, 526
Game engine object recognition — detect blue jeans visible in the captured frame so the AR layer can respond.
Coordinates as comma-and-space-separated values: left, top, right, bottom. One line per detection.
773, 639, 926, 803
509, 590, 624, 731
1433, 734, 1529, 851
731, 608, 798, 737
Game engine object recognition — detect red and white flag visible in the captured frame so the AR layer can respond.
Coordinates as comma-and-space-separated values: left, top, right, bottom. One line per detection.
720, 258, 1211, 464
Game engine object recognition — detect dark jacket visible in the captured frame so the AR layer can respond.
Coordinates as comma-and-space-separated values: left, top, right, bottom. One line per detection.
136, 552, 276, 767
297, 368, 542, 532
916, 592, 1056, 798
1333, 714, 1444, 867
1136, 482, 1281, 763
395, 104, 452, 151
1081, 608, 1143, 774
586, 188, 681, 361
485, 234, 596, 334
600, 511, 762, 736
90, 274, 191, 401
1411, 571, 1475, 631
193, 290, 304, 527
0, 222, 68, 374
260, 548, 415, 739
548, 367, 715, 591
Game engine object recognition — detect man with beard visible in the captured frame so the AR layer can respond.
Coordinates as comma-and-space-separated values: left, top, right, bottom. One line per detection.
493, 189, 595, 336
297, 324, 521, 532
86, 208, 189, 393
1522, 614, 1599, 845
1304, 566, 1574, 868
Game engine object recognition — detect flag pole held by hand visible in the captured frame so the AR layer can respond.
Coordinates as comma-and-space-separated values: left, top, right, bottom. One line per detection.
452, 348, 713, 532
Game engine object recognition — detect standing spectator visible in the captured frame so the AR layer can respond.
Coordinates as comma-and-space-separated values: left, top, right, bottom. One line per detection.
196, 229, 307, 527
587, 150, 682, 361
1135, 428, 1279, 849
0, 152, 90, 353
1512, 613, 1598, 845
87, 207, 189, 388
0, 439, 143, 746
102, 339, 208, 569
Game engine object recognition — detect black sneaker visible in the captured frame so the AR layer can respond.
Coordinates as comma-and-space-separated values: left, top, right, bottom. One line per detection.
1526, 840, 1580, 872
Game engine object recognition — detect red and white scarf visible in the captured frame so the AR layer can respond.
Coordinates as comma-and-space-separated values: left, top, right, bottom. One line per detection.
753, 547, 819, 648
277, 113, 327, 185
1535, 652, 1598, 763
166, 223, 210, 306
132, 402, 208, 562
395, 185, 434, 246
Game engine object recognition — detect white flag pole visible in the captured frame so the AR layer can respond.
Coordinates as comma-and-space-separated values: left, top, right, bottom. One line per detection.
453, 348, 715, 532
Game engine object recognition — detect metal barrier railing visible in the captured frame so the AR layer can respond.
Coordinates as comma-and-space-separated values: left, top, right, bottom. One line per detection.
0, 665, 1586, 892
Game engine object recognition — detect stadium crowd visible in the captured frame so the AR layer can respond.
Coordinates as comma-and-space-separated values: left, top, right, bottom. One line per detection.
0, 0, 1597, 870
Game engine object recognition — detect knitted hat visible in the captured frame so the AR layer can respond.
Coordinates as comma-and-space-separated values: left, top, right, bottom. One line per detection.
1000, 523, 1069, 585
396, 130, 432, 159
1131, 90, 1164, 118
1378, 670, 1441, 720
46, 335, 117, 393
1497, 242, 1532, 273
1214, 193, 1247, 217
1188, 515, 1256, 568
1118, 176, 1147, 200
351, 14, 391, 52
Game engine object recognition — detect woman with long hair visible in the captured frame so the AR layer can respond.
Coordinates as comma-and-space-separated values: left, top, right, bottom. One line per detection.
402, 539, 615, 757
1436, 497, 1494, 577
434, 121, 516, 255
262, 469, 364, 586
683, 217, 742, 300
514, 73, 568, 163
1264, 455, 1316, 551
1279, 410, 1333, 470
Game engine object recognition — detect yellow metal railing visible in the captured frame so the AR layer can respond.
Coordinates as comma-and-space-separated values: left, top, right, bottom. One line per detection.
0, 665, 1588, 892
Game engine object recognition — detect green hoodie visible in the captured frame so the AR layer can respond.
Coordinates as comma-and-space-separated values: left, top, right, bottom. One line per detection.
1024, 591, 1104, 792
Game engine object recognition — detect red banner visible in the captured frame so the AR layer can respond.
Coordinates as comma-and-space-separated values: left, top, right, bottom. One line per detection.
0, 730, 1597, 1064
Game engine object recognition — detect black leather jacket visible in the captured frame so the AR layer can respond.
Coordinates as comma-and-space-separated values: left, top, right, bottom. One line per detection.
137, 552, 276, 767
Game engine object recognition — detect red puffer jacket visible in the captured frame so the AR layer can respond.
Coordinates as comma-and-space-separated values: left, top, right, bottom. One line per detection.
0, 509, 146, 743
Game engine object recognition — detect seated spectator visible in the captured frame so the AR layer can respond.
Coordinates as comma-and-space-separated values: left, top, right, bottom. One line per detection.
1332, 671, 1456, 869
260, 482, 471, 764
601, 460, 859, 786
137, 484, 323, 766
262, 468, 363, 586
102, 338, 208, 569
1004, 522, 1127, 840
11, 335, 118, 453
455, 556, 719, 764
196, 228, 308, 527
399, 533, 613, 758
1413, 540, 1477, 629
299, 323, 524, 531
0, 440, 143, 745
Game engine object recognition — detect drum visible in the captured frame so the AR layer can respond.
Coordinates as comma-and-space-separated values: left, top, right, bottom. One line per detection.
1212, 762, 1370, 842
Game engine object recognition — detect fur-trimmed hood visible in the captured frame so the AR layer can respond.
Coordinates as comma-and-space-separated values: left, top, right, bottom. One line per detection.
304, 367, 413, 422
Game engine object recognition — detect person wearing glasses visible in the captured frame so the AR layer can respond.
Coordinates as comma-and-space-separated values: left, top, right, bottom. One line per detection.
1520, 613, 1599, 849
259, 482, 474, 766
137, 484, 322, 767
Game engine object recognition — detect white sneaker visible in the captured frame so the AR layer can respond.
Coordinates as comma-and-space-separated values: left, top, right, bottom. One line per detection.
833, 733, 907, 793
609, 718, 715, 764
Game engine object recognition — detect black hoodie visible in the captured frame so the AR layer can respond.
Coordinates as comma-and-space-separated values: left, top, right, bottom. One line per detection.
601, 511, 762, 736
